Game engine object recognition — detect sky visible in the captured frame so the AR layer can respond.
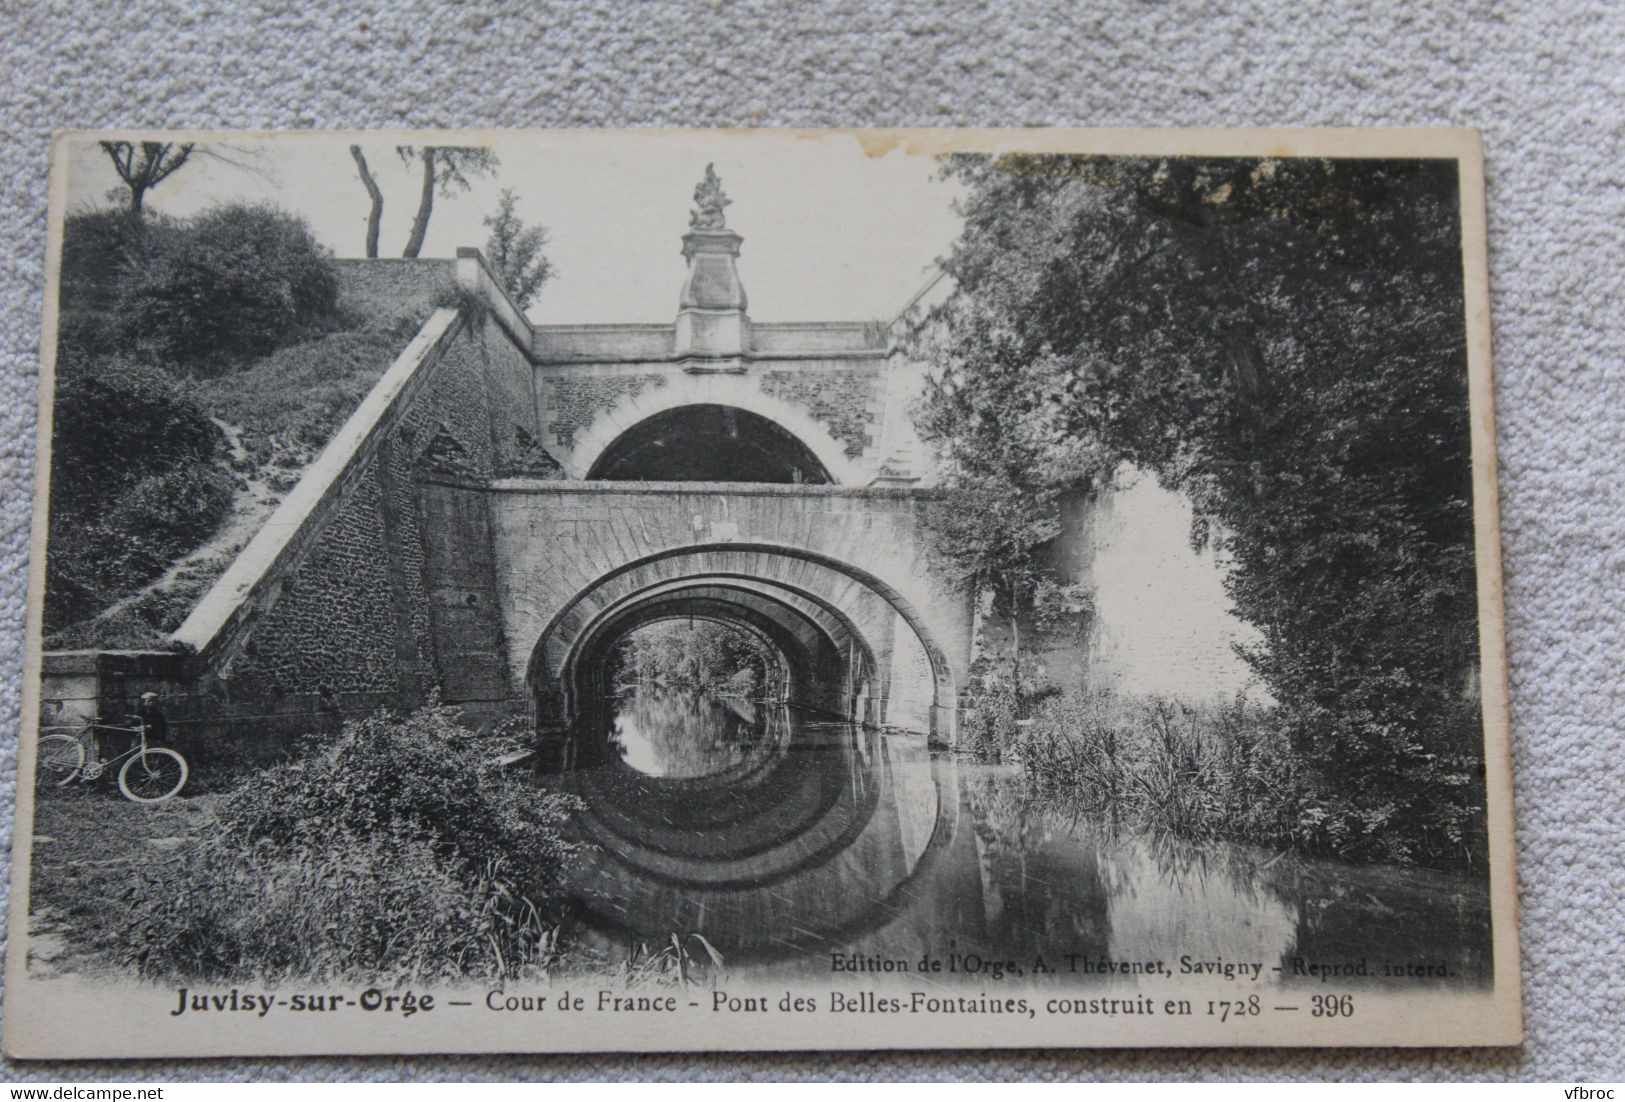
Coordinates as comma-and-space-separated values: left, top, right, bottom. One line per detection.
63, 132, 966, 325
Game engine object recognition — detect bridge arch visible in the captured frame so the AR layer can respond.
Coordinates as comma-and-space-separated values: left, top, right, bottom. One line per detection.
539, 575, 881, 726
576, 574, 874, 673
565, 376, 864, 484
586, 404, 834, 484
525, 542, 952, 735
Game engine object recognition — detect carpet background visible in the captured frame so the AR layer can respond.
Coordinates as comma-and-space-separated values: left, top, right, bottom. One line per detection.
1, 0, 1620, 1082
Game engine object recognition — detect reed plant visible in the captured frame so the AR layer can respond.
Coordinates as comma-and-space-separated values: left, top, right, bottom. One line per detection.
619, 932, 726, 989
984, 688, 1312, 855
978, 684, 1482, 868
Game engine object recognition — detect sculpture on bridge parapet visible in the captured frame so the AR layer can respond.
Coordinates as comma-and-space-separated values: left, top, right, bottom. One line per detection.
678, 163, 748, 357
689, 163, 732, 230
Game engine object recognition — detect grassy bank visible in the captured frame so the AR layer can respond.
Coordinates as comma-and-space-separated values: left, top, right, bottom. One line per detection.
961, 687, 1486, 870
29, 703, 582, 984
45, 206, 440, 650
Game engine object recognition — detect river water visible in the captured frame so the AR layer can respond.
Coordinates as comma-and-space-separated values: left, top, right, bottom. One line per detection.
542, 689, 1493, 990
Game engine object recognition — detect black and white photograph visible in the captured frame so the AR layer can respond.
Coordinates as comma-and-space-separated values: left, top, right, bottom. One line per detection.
4, 128, 1519, 1058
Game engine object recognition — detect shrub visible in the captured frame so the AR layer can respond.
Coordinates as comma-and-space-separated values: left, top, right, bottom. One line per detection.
58, 210, 146, 354
1268, 697, 1487, 868
45, 356, 231, 631
221, 702, 577, 885
114, 462, 236, 549
50, 353, 220, 493
113, 702, 582, 982
113, 202, 338, 369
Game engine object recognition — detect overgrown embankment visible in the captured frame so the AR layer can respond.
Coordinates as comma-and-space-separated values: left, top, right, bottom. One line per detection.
45, 207, 442, 649
31, 702, 581, 983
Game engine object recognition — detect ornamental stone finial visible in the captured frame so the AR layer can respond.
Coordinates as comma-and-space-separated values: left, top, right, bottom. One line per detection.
689, 163, 731, 230
676, 163, 747, 357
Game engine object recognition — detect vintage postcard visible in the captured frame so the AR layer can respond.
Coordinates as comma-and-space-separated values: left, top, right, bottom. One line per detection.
4, 128, 1520, 1058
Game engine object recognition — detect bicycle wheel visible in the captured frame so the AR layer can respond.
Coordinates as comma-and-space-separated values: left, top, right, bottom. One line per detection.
118, 747, 188, 804
35, 732, 85, 790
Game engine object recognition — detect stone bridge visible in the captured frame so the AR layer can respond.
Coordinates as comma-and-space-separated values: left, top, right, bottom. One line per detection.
484, 482, 967, 733
41, 169, 973, 758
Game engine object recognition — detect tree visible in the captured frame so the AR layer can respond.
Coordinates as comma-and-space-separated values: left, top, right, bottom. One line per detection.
98, 141, 269, 217
100, 141, 195, 215
349, 145, 384, 258
482, 188, 553, 310
396, 145, 499, 258
916, 298, 1108, 707
611, 621, 774, 696
923, 154, 1482, 863
113, 202, 338, 368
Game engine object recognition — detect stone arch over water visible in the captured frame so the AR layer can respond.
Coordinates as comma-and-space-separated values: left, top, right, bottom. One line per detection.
523, 544, 953, 737
562, 582, 871, 717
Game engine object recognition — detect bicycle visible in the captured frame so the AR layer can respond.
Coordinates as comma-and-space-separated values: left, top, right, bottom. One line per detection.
35, 716, 189, 804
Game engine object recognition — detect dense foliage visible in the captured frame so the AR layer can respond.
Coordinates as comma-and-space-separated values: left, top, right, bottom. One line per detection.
57, 209, 146, 358
110, 203, 339, 368
45, 353, 232, 632
45, 205, 405, 643
483, 188, 554, 310
610, 621, 778, 697
922, 155, 1485, 867
113, 702, 582, 981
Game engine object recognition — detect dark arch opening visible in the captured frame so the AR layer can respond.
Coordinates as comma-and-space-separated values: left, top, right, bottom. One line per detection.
587, 404, 834, 483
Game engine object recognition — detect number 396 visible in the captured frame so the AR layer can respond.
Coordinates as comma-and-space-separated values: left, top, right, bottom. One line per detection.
1311, 994, 1354, 1017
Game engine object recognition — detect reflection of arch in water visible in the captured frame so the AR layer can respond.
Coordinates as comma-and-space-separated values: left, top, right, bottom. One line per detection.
597, 687, 794, 784
561, 713, 970, 959
573, 703, 861, 870
527, 543, 953, 736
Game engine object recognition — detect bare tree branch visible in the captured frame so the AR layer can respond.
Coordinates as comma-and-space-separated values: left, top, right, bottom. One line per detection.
99, 140, 196, 214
